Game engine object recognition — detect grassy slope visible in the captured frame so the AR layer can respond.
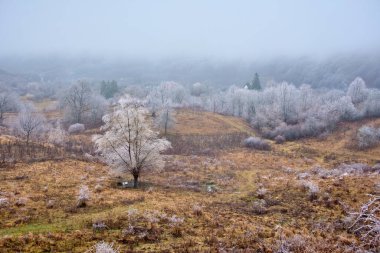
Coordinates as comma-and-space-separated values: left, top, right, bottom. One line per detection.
0, 109, 379, 252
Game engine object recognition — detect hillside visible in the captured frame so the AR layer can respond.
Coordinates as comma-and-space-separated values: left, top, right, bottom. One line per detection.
0, 111, 379, 252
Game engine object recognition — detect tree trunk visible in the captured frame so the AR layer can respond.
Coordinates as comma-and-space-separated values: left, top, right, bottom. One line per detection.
133, 174, 139, 188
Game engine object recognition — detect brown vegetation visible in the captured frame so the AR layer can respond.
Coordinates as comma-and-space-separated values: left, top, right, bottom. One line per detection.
0, 109, 379, 252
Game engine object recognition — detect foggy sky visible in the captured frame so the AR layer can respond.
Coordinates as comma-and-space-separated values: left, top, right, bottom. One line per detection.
1, 0, 380, 60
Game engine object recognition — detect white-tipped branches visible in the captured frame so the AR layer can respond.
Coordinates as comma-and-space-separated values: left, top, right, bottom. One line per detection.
349, 196, 379, 248
93, 98, 171, 188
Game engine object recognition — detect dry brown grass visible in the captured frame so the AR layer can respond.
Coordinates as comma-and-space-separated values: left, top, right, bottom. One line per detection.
0, 110, 379, 252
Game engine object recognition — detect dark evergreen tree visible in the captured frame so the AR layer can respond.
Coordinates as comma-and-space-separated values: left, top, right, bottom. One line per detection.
251, 73, 262, 90
100, 80, 119, 99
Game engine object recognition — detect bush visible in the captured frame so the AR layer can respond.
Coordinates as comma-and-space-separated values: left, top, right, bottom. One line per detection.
244, 137, 271, 150
77, 185, 90, 208
348, 196, 379, 250
301, 181, 319, 201
68, 123, 85, 134
88, 241, 119, 253
274, 135, 286, 144
357, 125, 380, 149
0, 198, 9, 208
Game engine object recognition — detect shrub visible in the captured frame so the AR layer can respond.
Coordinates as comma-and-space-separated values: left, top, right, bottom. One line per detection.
357, 125, 380, 149
244, 137, 271, 150
348, 196, 379, 249
15, 197, 28, 207
301, 181, 319, 201
251, 199, 268, 214
0, 198, 9, 208
88, 241, 119, 253
94, 184, 103, 193
192, 204, 203, 216
256, 188, 267, 199
274, 135, 286, 144
77, 185, 90, 208
68, 123, 85, 134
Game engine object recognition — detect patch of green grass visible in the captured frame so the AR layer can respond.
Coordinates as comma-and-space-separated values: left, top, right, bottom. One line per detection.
0, 223, 66, 237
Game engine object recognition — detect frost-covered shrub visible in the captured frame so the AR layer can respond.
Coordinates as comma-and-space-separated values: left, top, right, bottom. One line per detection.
15, 197, 28, 207
256, 187, 267, 199
88, 241, 119, 253
301, 181, 319, 201
94, 184, 103, 193
47, 122, 68, 146
46, 200, 54, 209
68, 123, 85, 134
168, 215, 184, 226
357, 125, 380, 149
77, 185, 90, 208
348, 196, 379, 249
336, 163, 373, 174
192, 204, 203, 216
297, 172, 310, 180
252, 199, 268, 214
276, 234, 308, 253
244, 137, 271, 150
274, 135, 286, 144
0, 198, 9, 208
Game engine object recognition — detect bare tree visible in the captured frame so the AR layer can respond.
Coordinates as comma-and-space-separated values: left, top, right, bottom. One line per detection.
155, 104, 176, 135
63, 81, 91, 124
0, 92, 19, 125
16, 107, 46, 145
93, 98, 171, 188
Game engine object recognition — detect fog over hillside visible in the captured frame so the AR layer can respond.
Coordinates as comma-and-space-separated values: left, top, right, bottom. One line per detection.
1, 0, 380, 89
1, 53, 380, 89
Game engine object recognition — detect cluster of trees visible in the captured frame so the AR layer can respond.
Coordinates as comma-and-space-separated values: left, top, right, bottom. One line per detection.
198, 77, 380, 141
60, 81, 108, 126
129, 75, 380, 143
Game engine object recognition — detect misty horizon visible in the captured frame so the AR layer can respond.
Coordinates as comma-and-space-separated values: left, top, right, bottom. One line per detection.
1, 0, 380, 60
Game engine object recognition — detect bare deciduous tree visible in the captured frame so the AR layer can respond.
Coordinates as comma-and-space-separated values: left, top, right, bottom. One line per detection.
0, 92, 19, 125
63, 81, 91, 124
155, 105, 176, 135
16, 107, 46, 145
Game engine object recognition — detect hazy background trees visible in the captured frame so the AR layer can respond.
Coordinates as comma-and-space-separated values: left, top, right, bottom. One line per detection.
61, 81, 108, 126
0, 92, 20, 125
14, 106, 46, 145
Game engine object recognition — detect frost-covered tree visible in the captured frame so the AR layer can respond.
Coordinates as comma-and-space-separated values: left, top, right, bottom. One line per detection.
347, 77, 368, 105
93, 98, 171, 188
155, 105, 176, 135
191, 82, 208, 97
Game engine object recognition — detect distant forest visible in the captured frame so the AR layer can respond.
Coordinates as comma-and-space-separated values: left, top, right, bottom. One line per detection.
0, 53, 380, 90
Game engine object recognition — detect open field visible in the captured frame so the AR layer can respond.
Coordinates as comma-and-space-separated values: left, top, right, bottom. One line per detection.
0, 110, 379, 252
